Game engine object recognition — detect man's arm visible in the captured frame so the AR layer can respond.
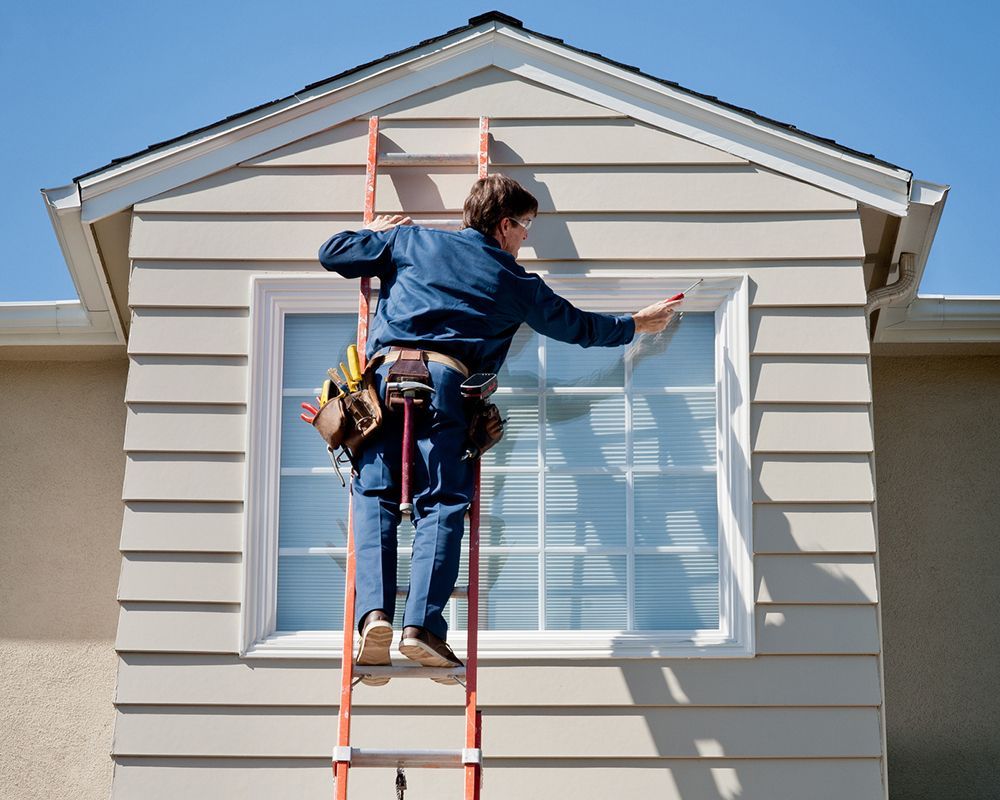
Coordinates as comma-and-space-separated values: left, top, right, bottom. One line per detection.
522, 276, 636, 347
317, 214, 412, 279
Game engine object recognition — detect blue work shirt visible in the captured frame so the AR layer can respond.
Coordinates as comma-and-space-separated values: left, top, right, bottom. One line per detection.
318, 225, 635, 374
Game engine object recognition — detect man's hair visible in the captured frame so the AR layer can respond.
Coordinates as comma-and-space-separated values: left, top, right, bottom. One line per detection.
463, 174, 538, 236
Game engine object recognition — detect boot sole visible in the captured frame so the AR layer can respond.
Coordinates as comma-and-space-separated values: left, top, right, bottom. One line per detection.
356, 622, 393, 686
399, 637, 462, 685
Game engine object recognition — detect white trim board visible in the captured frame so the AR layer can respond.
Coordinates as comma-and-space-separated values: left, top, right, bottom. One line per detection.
74, 20, 911, 222
240, 273, 753, 659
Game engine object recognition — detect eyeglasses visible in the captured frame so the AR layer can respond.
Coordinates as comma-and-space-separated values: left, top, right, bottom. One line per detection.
508, 216, 534, 231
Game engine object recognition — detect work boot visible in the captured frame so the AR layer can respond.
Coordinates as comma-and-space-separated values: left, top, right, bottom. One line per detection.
399, 626, 463, 685
356, 610, 393, 687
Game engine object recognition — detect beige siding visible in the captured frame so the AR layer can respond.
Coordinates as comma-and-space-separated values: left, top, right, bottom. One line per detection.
129, 259, 868, 309
129, 212, 864, 261
113, 706, 882, 758
114, 66, 884, 798
243, 117, 748, 166
137, 166, 855, 214
111, 758, 885, 800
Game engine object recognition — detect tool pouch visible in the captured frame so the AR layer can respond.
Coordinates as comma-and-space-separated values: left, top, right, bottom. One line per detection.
312, 384, 383, 464
465, 401, 505, 459
385, 349, 433, 409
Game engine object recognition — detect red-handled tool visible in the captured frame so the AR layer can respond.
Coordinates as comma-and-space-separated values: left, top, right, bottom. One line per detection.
668, 278, 704, 303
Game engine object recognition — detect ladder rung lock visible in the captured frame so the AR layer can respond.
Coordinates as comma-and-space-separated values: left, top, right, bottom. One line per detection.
354, 665, 466, 679
337, 748, 471, 769
378, 153, 478, 166
396, 584, 469, 599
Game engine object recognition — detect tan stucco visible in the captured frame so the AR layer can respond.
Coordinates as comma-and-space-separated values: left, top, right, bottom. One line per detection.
873, 355, 1000, 800
0, 355, 127, 800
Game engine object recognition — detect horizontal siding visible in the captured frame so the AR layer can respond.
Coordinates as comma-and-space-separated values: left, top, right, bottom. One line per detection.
122, 454, 244, 502
124, 406, 247, 453
113, 602, 879, 658
365, 67, 623, 119
111, 757, 885, 800
755, 556, 878, 604
120, 502, 243, 552
118, 554, 241, 603
751, 356, 872, 403
753, 504, 876, 553
112, 706, 883, 758
750, 308, 869, 355
116, 603, 239, 653
243, 117, 748, 167
753, 454, 874, 502
752, 405, 873, 453
126, 356, 247, 404
114, 654, 881, 707
137, 165, 855, 214
128, 260, 868, 309
129, 212, 865, 261
127, 309, 248, 356
756, 605, 880, 654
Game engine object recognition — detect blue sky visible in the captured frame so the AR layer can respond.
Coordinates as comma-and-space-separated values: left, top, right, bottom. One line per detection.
3, 1, 997, 301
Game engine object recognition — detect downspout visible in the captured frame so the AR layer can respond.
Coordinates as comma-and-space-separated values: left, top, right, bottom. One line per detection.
866, 251, 917, 325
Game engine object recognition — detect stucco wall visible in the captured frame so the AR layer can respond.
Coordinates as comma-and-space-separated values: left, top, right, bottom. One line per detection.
0, 353, 128, 800
872, 355, 1000, 800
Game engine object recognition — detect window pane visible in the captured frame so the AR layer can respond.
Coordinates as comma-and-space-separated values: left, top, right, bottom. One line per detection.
630, 312, 715, 388
634, 553, 720, 630
633, 474, 717, 548
632, 393, 716, 467
455, 554, 540, 631
480, 473, 539, 547
545, 395, 626, 467
497, 327, 540, 388
281, 395, 335, 468
545, 474, 627, 547
482, 397, 539, 467
547, 338, 624, 387
283, 314, 356, 389
545, 554, 627, 629
278, 476, 349, 548
276, 555, 345, 630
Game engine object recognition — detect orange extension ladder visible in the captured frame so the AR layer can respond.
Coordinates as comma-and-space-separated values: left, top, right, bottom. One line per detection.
332, 116, 490, 800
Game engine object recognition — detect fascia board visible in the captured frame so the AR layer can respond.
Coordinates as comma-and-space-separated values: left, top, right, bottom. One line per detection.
76, 22, 911, 223
77, 26, 496, 223
0, 300, 119, 345
40, 185, 127, 344
493, 25, 911, 215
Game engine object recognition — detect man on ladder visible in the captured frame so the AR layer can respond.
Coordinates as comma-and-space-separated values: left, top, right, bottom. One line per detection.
318, 173, 683, 677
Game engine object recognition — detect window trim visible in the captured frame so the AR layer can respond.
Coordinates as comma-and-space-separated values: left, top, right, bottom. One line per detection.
241, 273, 753, 659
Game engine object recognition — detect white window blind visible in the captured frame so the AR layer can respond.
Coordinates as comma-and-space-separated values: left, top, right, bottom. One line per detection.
276, 312, 719, 636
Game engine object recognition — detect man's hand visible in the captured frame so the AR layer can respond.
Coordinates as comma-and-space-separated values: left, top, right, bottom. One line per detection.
363, 214, 413, 232
632, 297, 683, 335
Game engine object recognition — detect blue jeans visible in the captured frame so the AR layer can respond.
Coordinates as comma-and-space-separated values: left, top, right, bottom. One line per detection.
351, 360, 474, 640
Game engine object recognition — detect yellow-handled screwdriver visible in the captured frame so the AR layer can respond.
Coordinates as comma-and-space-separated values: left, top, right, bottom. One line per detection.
319, 379, 332, 407
340, 362, 359, 392
347, 344, 363, 385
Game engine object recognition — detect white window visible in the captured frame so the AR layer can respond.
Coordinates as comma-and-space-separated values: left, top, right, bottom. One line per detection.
242, 273, 752, 658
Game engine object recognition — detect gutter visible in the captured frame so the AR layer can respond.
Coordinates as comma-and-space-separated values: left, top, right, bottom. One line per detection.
874, 294, 1000, 343
0, 299, 119, 345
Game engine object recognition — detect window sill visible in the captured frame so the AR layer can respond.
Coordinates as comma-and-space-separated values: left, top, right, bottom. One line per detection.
242, 630, 754, 660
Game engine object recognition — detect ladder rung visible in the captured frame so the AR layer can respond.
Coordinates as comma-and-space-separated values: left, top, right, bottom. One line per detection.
354, 664, 465, 680
396, 584, 469, 599
334, 747, 480, 768
378, 153, 478, 167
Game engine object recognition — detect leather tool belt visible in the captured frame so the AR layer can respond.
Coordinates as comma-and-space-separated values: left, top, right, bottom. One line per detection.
369, 346, 471, 379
